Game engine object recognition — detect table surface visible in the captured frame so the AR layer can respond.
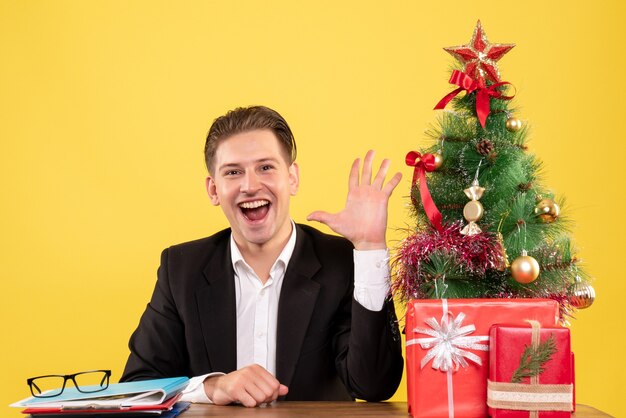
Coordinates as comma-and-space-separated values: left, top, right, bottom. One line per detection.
183, 402, 612, 417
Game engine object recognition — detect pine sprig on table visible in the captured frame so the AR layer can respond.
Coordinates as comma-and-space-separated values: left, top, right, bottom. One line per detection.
510, 334, 557, 383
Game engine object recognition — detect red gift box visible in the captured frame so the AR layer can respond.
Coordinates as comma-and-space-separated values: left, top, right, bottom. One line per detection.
487, 323, 574, 418
406, 299, 559, 418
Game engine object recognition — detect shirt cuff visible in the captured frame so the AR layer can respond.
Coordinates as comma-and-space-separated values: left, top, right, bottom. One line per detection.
353, 248, 391, 312
180, 372, 225, 403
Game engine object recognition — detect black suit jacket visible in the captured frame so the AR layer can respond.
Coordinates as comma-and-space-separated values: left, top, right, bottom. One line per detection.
121, 224, 403, 401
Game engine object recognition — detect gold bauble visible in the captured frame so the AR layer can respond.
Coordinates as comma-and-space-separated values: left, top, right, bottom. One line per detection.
463, 200, 484, 222
505, 116, 522, 132
432, 152, 444, 170
534, 198, 560, 223
569, 277, 595, 309
510, 251, 540, 284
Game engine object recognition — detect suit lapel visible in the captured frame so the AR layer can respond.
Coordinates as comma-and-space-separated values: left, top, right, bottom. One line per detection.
196, 237, 238, 374
276, 225, 321, 387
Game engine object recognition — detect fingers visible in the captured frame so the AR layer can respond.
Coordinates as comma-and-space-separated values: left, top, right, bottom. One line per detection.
238, 390, 259, 408
240, 381, 272, 407
252, 370, 284, 402
361, 150, 375, 186
348, 157, 360, 190
210, 364, 287, 407
355, 151, 397, 192
243, 365, 283, 406
307, 210, 333, 226
372, 158, 391, 189
366, 152, 401, 194
383, 171, 403, 195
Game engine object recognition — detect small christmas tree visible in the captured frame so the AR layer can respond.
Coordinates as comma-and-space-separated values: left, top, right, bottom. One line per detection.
394, 21, 595, 322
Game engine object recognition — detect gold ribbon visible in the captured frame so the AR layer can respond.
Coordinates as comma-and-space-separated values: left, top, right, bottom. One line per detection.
487, 381, 573, 412
487, 321, 573, 416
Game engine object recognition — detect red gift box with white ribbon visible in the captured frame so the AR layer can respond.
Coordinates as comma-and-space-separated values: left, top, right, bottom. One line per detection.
487, 322, 574, 417
406, 299, 559, 418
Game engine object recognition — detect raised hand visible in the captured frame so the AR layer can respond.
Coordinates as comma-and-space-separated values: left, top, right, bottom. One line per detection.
307, 150, 402, 250
203, 364, 289, 407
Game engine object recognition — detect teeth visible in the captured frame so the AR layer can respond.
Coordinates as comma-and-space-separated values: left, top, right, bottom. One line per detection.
239, 200, 269, 209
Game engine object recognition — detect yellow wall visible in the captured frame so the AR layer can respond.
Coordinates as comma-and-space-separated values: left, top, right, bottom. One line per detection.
1, 1, 624, 416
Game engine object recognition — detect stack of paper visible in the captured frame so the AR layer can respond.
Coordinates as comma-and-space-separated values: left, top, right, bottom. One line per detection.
10, 377, 190, 417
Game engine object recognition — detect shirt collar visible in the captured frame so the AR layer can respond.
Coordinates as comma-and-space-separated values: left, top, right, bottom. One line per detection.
229, 220, 298, 275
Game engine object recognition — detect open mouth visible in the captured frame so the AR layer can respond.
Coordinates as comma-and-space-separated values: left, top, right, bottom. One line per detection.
239, 200, 270, 222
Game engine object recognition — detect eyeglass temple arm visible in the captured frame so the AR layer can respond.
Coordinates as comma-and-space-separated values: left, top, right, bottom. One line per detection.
31, 381, 42, 395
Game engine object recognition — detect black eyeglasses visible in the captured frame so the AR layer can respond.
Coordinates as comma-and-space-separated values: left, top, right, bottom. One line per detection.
27, 370, 111, 398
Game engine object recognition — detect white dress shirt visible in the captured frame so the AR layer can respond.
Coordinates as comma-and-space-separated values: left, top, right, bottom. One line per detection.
181, 222, 391, 403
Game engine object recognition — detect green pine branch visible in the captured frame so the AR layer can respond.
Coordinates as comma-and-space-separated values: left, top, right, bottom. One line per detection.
510, 334, 557, 383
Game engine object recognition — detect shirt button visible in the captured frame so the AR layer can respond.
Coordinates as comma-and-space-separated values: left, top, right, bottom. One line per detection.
259, 289, 266, 297
256, 331, 264, 338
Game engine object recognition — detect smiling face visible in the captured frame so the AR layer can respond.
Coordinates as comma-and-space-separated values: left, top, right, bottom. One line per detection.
206, 129, 299, 251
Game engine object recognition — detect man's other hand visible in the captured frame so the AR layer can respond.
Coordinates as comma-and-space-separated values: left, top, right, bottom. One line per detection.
203, 364, 289, 407
307, 150, 402, 250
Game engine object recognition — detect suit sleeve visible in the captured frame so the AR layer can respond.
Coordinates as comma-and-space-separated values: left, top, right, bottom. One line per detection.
331, 254, 403, 401
333, 296, 403, 401
121, 248, 190, 381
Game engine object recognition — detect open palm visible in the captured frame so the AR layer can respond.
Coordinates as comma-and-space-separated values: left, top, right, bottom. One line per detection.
307, 150, 402, 250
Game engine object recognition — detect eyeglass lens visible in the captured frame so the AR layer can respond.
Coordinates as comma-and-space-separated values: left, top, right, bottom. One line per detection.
72, 371, 109, 393
30, 376, 66, 397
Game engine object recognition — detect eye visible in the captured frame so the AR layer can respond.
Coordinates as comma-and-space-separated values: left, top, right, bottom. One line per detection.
260, 164, 274, 171
223, 169, 241, 176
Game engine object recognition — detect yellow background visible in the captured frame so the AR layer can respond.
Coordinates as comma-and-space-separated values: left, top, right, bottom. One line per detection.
1, 1, 624, 416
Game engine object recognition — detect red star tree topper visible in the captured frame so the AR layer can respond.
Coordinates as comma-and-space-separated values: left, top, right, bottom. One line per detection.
444, 20, 515, 83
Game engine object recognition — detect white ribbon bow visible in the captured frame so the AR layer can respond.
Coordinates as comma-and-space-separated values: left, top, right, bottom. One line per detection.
407, 311, 490, 372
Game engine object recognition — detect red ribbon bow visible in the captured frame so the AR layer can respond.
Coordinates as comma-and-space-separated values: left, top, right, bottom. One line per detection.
405, 151, 443, 232
434, 70, 514, 128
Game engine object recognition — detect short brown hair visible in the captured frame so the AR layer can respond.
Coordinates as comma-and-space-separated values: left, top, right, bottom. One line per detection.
204, 106, 297, 174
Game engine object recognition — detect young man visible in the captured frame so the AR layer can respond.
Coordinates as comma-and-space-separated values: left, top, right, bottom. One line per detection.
121, 106, 403, 407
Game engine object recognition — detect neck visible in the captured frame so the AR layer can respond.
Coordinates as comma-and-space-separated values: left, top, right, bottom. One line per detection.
234, 221, 293, 282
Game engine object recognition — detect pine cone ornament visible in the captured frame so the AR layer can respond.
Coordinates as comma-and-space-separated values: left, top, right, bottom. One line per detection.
476, 139, 494, 156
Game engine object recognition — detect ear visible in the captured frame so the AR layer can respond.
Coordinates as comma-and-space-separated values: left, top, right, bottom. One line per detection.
205, 176, 220, 206
288, 162, 300, 196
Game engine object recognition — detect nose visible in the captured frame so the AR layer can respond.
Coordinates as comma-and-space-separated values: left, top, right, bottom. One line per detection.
241, 170, 262, 194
